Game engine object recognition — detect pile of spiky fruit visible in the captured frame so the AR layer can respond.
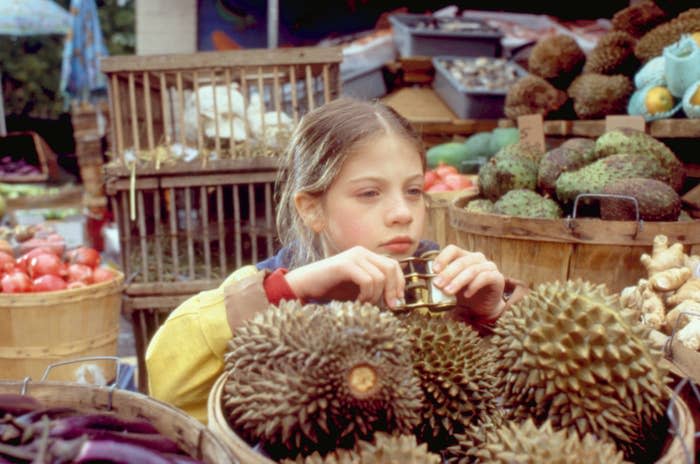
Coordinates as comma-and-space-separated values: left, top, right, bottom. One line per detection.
621, 234, 700, 351
0, 232, 116, 293
216, 280, 674, 463
466, 127, 688, 221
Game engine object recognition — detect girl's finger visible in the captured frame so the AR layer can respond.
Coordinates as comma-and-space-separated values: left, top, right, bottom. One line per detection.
460, 269, 504, 299
431, 244, 465, 272
441, 261, 497, 295
355, 259, 386, 305
367, 254, 405, 308
435, 255, 494, 291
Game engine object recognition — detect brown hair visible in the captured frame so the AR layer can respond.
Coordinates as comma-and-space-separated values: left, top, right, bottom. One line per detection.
275, 97, 425, 268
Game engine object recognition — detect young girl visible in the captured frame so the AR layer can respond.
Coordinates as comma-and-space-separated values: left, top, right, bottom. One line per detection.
146, 97, 526, 423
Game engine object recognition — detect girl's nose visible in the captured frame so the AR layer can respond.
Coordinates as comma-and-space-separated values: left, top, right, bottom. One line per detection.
386, 196, 413, 225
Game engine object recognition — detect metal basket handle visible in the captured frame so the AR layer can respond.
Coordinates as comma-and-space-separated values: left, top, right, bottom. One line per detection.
566, 193, 643, 237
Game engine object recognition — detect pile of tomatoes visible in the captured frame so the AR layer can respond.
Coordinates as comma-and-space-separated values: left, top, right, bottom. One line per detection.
0, 245, 117, 293
424, 163, 475, 193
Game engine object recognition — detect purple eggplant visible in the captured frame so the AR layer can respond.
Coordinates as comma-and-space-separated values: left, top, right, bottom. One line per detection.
0, 394, 41, 416
74, 440, 176, 464
49, 413, 159, 438
57, 428, 181, 454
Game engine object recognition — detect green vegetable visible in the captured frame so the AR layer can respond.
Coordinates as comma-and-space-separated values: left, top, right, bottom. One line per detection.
489, 127, 520, 155
463, 132, 493, 160
426, 142, 471, 169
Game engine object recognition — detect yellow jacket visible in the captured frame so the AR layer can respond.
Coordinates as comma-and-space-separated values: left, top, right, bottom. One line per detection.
145, 265, 260, 423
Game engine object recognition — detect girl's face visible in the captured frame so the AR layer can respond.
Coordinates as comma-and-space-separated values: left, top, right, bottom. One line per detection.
318, 132, 426, 259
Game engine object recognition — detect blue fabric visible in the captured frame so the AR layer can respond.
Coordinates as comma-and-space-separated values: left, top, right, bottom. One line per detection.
0, 0, 71, 36
256, 240, 440, 271
59, 0, 108, 106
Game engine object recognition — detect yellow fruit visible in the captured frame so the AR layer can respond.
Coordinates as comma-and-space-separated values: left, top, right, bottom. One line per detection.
692, 31, 700, 48
645, 86, 674, 114
691, 86, 700, 106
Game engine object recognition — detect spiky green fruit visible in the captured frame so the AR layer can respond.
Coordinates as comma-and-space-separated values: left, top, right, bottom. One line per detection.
401, 313, 500, 451
537, 139, 599, 197
449, 418, 630, 464
490, 280, 669, 459
494, 189, 563, 219
594, 128, 685, 191
222, 301, 423, 459
284, 433, 441, 464
601, 177, 681, 221
567, 74, 633, 119
554, 153, 665, 206
478, 153, 538, 201
464, 198, 497, 214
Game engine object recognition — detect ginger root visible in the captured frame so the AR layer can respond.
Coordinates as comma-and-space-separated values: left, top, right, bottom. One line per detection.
640, 235, 686, 276
677, 318, 700, 351
667, 277, 700, 306
649, 267, 691, 292
620, 279, 647, 313
665, 300, 700, 332
640, 287, 666, 330
686, 254, 700, 277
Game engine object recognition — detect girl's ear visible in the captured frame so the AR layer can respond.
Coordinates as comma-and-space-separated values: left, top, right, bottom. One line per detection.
294, 192, 324, 233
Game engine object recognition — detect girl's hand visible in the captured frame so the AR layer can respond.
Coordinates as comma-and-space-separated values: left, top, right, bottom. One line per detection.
430, 245, 506, 320
284, 246, 406, 309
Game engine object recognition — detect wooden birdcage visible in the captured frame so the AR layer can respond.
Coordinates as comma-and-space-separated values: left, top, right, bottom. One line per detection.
100, 47, 342, 295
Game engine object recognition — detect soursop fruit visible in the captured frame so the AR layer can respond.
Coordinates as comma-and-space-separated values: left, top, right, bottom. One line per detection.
494, 189, 563, 219
600, 177, 681, 221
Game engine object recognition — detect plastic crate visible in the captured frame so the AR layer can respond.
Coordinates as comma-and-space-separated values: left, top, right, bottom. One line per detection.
341, 64, 387, 100
432, 56, 526, 119
388, 13, 502, 58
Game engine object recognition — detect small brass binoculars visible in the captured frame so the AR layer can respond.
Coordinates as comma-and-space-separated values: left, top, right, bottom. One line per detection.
393, 250, 457, 313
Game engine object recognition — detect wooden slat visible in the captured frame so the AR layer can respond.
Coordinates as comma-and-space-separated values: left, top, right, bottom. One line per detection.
233, 185, 241, 269
322, 64, 331, 104
224, 68, 234, 158
176, 72, 185, 149
125, 294, 194, 311
159, 72, 172, 146
273, 65, 282, 129
240, 68, 251, 158
153, 190, 164, 281
265, 182, 274, 257
249, 183, 257, 262
305, 64, 314, 111
289, 65, 299, 124
168, 187, 179, 278
160, 171, 277, 188
128, 72, 140, 154
125, 281, 223, 296
137, 190, 149, 282
194, 70, 204, 159
101, 47, 343, 73
111, 74, 125, 163
184, 187, 195, 279
200, 186, 211, 280
104, 156, 281, 178
210, 69, 220, 162
143, 72, 155, 150
257, 66, 266, 146
216, 185, 227, 273
120, 191, 132, 278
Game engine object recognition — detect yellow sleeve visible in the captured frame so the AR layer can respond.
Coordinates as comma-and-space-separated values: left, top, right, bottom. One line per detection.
145, 265, 259, 423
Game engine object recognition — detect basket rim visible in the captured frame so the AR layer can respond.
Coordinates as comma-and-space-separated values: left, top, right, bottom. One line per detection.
0, 270, 124, 305
208, 373, 276, 464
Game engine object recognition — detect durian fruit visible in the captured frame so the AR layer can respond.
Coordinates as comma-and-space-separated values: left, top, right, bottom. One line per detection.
635, 8, 700, 62
611, 1, 668, 38
567, 73, 634, 119
504, 75, 568, 120
464, 198, 497, 214
528, 35, 586, 89
222, 300, 423, 460
490, 280, 670, 460
450, 418, 630, 464
283, 433, 441, 464
583, 31, 639, 76
494, 189, 563, 219
401, 313, 500, 451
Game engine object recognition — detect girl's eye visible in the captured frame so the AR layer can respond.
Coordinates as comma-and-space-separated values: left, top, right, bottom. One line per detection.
407, 187, 423, 196
358, 190, 379, 198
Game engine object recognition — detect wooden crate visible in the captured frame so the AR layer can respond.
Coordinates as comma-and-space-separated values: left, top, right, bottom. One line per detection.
100, 47, 342, 167
0, 131, 60, 183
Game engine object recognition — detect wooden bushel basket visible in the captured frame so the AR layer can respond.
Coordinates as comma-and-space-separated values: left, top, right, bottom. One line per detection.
424, 182, 478, 247
0, 272, 124, 383
448, 192, 700, 293
207, 372, 695, 463
0, 379, 239, 463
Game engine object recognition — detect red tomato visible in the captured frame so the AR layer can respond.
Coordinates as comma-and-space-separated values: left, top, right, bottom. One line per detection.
426, 182, 451, 193
92, 267, 116, 283
459, 175, 475, 189
435, 162, 459, 180
18, 239, 65, 257
66, 247, 101, 268
27, 253, 63, 279
0, 252, 15, 275
2, 271, 32, 293
67, 264, 94, 284
16, 247, 60, 273
423, 170, 439, 191
32, 274, 67, 292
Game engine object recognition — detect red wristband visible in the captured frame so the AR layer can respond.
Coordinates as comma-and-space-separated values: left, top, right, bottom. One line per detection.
263, 268, 298, 305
